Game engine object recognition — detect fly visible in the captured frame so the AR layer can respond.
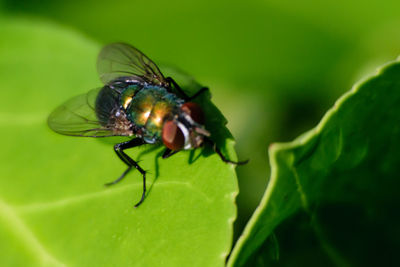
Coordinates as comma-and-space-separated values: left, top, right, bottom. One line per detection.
48, 43, 247, 207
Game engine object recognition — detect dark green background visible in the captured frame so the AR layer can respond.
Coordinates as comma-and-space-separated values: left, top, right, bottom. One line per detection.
2, 0, 400, 263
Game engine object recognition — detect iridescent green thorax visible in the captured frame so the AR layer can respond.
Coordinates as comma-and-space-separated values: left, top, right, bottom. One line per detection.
124, 85, 184, 143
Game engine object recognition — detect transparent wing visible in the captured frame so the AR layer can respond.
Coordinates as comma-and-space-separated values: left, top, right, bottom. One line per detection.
97, 43, 167, 86
48, 88, 133, 137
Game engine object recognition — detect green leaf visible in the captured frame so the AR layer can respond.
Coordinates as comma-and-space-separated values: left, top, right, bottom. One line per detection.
228, 57, 400, 265
0, 17, 238, 266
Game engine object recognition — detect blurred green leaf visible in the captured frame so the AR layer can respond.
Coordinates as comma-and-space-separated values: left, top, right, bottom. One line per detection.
0, 17, 238, 266
228, 58, 400, 266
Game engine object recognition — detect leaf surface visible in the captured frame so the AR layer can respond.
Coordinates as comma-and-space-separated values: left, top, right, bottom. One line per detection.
0, 18, 238, 267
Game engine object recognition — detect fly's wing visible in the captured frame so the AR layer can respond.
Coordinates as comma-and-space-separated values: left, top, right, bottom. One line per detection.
97, 43, 167, 86
48, 88, 133, 137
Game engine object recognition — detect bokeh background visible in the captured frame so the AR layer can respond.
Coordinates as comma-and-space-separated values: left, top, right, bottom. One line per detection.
2, 0, 400, 246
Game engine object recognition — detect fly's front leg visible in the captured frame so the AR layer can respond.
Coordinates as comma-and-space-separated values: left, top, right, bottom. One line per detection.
105, 138, 147, 207
204, 137, 248, 165
213, 145, 248, 165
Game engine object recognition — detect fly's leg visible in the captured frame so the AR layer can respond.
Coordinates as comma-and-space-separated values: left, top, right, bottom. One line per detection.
214, 145, 248, 165
104, 167, 131, 186
105, 138, 147, 207
188, 87, 209, 101
204, 137, 248, 165
166, 77, 209, 101
166, 77, 189, 99
105, 138, 145, 185
162, 148, 179, 159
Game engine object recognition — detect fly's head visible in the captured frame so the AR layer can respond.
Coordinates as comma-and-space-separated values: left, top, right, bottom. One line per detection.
161, 102, 210, 151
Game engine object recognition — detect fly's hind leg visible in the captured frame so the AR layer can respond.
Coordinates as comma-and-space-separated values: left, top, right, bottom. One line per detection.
105, 138, 147, 207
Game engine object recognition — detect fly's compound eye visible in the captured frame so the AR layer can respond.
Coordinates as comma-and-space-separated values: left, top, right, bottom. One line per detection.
181, 102, 204, 124
162, 120, 184, 150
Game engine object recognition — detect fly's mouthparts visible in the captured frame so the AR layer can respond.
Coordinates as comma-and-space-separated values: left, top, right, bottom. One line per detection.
195, 127, 210, 137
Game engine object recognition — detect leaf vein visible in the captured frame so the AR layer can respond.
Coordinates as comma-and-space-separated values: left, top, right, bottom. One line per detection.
0, 198, 65, 266
15, 181, 211, 214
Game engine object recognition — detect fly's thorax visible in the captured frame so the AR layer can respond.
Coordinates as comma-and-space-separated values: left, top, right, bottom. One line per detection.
125, 85, 183, 143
